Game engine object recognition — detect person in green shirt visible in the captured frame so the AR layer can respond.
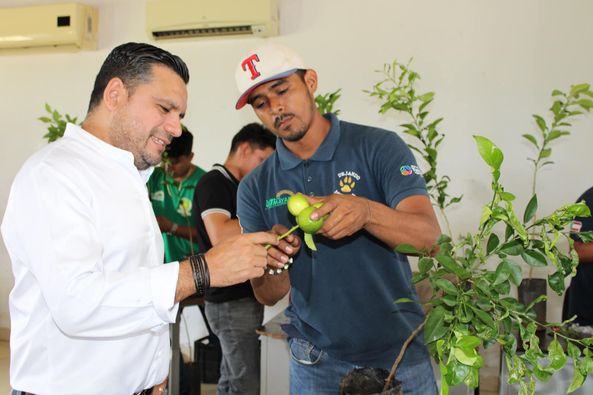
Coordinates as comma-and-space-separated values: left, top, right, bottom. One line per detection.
147, 127, 206, 263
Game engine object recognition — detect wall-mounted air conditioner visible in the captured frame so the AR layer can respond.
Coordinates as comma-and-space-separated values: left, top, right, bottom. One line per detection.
146, 0, 278, 41
0, 3, 98, 52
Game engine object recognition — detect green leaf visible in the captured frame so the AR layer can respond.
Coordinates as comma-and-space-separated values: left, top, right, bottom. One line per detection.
548, 338, 567, 370
418, 257, 434, 273
470, 305, 496, 330
522, 133, 539, 148
474, 135, 503, 169
303, 233, 317, 251
456, 335, 482, 350
521, 249, 547, 267
571, 83, 591, 96
486, 233, 500, 255
567, 369, 585, 393
551, 89, 565, 97
547, 130, 570, 142
548, 271, 565, 295
540, 148, 552, 159
500, 240, 524, 256
453, 347, 479, 366
500, 191, 516, 202
395, 243, 419, 254
493, 261, 511, 286
577, 98, 593, 110
446, 359, 470, 386
394, 297, 415, 304
567, 342, 582, 359
523, 195, 538, 223
424, 306, 448, 344
436, 253, 468, 279
533, 114, 547, 132
504, 259, 523, 286
575, 231, 593, 243
435, 278, 458, 295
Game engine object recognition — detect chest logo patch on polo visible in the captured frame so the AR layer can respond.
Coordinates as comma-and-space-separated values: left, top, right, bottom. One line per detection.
177, 197, 192, 217
265, 190, 292, 210
337, 171, 360, 194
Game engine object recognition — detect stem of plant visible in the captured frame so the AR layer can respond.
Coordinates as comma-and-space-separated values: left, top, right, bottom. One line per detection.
265, 225, 300, 250
383, 317, 427, 391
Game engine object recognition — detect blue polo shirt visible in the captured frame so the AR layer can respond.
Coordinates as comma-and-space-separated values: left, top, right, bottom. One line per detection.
237, 114, 430, 368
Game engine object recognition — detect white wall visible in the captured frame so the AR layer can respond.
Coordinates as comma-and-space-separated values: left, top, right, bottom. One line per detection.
1, 0, 592, 330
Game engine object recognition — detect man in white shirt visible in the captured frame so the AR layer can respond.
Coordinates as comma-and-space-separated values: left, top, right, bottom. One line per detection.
1, 42, 281, 395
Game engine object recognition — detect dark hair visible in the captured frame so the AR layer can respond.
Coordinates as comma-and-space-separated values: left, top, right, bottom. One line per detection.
87, 42, 190, 112
166, 126, 193, 158
230, 123, 276, 154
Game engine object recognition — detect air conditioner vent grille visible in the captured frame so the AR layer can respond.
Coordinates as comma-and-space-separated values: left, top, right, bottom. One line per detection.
152, 25, 253, 39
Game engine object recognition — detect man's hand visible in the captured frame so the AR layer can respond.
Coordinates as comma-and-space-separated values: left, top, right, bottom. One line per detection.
205, 232, 279, 287
307, 194, 371, 239
267, 224, 301, 267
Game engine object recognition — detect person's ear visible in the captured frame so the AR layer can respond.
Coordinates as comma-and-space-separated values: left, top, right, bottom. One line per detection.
303, 70, 318, 95
103, 77, 126, 111
188, 152, 194, 162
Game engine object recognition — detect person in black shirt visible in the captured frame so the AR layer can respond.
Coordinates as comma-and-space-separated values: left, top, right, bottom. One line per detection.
194, 123, 275, 395
563, 186, 593, 326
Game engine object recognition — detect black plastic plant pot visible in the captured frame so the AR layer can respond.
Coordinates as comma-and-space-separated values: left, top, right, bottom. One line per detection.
339, 367, 403, 395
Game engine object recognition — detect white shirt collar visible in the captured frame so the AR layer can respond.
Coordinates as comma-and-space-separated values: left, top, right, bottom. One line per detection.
64, 123, 154, 183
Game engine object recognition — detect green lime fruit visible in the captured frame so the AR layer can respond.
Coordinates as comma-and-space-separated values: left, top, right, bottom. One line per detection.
296, 203, 327, 234
287, 193, 310, 216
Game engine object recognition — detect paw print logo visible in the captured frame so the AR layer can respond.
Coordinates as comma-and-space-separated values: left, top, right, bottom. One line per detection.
339, 176, 356, 193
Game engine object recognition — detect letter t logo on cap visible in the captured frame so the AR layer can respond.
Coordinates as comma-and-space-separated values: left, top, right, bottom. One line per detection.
241, 54, 261, 80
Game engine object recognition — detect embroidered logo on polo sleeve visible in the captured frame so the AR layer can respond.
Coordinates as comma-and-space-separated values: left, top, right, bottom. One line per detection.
400, 165, 423, 176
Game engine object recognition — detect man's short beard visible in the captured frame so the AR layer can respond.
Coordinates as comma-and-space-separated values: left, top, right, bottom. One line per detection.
283, 128, 307, 142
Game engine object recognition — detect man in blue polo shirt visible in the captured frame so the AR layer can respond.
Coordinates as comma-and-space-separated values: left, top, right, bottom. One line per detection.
233, 42, 441, 394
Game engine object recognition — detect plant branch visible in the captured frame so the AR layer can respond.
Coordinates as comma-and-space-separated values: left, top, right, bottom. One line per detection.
383, 317, 427, 391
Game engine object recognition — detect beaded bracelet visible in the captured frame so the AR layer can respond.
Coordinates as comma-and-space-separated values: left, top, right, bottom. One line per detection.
266, 257, 294, 275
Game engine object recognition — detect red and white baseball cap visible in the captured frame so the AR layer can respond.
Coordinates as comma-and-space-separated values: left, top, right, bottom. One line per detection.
235, 42, 305, 109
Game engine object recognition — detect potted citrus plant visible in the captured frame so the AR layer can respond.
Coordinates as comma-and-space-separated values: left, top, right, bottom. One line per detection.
361, 61, 593, 394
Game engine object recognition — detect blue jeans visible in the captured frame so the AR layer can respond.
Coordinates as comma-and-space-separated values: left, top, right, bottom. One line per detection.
288, 337, 438, 395
205, 297, 264, 395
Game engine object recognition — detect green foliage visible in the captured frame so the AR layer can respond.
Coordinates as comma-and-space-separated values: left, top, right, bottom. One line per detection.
38, 103, 81, 142
524, 84, 593, 198
367, 60, 461, 235
408, 135, 593, 394
315, 89, 341, 115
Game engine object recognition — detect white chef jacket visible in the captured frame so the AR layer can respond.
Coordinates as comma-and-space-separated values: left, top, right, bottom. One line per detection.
1, 124, 180, 395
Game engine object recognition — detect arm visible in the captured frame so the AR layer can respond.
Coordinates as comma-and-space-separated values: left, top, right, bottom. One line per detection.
156, 215, 197, 241
309, 193, 440, 252
249, 224, 299, 305
202, 213, 241, 246
307, 129, 440, 251
574, 241, 593, 263
174, 231, 280, 302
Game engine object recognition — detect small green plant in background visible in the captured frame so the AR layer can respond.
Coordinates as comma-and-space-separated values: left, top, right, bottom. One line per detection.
524, 84, 593, 199
521, 84, 593, 279
38, 103, 81, 142
367, 60, 461, 236
315, 88, 342, 115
